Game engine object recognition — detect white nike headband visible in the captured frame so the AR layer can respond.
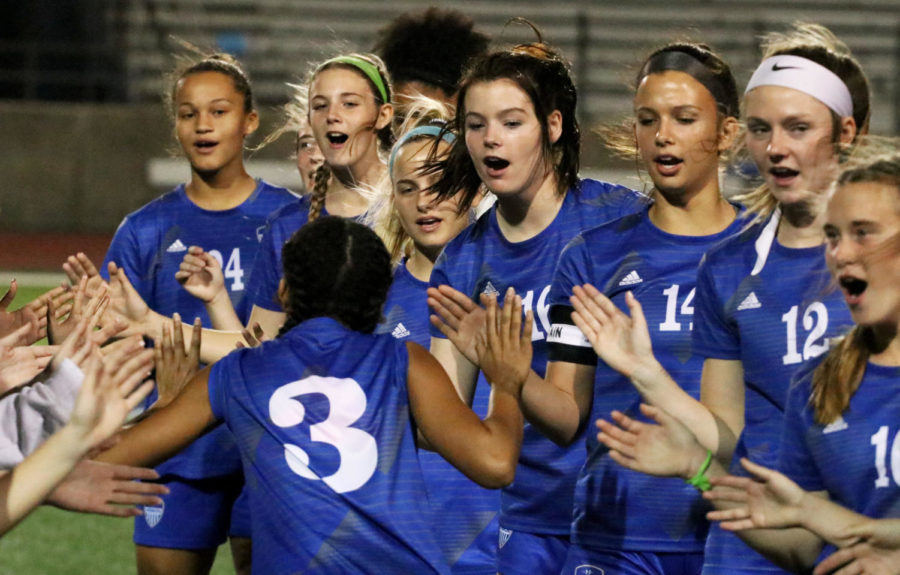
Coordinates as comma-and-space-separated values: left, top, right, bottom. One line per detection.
744, 55, 853, 118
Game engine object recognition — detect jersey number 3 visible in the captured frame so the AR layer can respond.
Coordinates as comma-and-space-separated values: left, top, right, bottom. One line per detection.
269, 376, 378, 493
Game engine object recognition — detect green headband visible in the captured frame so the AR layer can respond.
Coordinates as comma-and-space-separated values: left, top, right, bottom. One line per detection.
318, 56, 389, 103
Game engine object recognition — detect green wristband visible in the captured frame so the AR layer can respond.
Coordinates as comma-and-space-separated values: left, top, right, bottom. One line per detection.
685, 450, 713, 492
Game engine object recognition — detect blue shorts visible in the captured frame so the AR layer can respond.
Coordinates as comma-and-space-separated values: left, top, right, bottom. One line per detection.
561, 545, 704, 575
496, 528, 569, 575
134, 474, 245, 549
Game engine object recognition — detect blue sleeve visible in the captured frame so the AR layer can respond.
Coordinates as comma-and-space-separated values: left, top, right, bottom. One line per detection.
101, 216, 150, 300
208, 353, 236, 421
244, 220, 284, 312
691, 254, 741, 360
427, 248, 456, 340
776, 372, 825, 492
547, 235, 596, 365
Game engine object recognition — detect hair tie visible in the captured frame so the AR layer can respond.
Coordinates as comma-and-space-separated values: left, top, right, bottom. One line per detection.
388, 125, 456, 179
745, 55, 853, 118
318, 56, 389, 103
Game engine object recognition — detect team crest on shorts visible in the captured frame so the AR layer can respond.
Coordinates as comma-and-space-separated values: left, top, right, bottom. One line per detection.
575, 565, 605, 575
498, 527, 512, 549
144, 501, 165, 528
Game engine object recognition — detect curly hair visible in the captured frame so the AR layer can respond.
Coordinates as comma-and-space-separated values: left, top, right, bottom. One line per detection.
278, 216, 392, 336
373, 7, 490, 96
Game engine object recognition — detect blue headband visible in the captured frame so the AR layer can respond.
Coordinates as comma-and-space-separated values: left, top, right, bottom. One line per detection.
388, 125, 456, 178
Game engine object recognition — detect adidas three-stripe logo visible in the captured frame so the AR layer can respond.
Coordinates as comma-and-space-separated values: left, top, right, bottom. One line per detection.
618, 270, 642, 286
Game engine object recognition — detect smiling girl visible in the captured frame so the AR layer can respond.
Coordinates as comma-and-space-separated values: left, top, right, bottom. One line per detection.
571, 25, 870, 575
425, 39, 645, 574
240, 53, 393, 338
694, 141, 900, 573
99, 53, 298, 575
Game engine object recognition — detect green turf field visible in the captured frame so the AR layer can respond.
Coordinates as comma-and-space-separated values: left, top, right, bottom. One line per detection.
0, 284, 235, 574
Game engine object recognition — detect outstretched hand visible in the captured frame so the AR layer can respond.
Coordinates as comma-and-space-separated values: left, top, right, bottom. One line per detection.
815, 519, 900, 575
705, 458, 808, 531
46, 459, 168, 518
153, 313, 201, 409
0, 279, 64, 344
428, 285, 486, 365
596, 402, 707, 479
477, 287, 533, 398
238, 321, 269, 349
106, 262, 153, 337
175, 246, 226, 304
570, 285, 662, 382
66, 341, 154, 451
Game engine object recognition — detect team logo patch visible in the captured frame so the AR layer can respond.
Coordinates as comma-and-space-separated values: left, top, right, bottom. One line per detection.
482, 281, 500, 296
737, 291, 762, 311
575, 565, 605, 575
391, 322, 410, 339
256, 225, 266, 242
498, 527, 512, 549
166, 239, 187, 253
143, 501, 165, 528
618, 270, 642, 286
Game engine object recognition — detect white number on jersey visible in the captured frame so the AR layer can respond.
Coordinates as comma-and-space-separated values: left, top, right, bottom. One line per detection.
870, 426, 900, 488
521, 285, 552, 341
269, 375, 378, 493
781, 302, 830, 365
207, 248, 245, 292
659, 284, 696, 332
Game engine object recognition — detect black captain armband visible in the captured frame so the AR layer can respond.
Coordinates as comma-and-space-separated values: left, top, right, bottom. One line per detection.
546, 305, 598, 366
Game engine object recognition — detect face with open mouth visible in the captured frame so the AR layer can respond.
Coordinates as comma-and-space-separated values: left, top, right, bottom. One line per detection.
745, 86, 839, 206
392, 140, 468, 259
174, 71, 258, 175
308, 67, 390, 171
825, 181, 900, 327
633, 71, 725, 198
463, 79, 554, 200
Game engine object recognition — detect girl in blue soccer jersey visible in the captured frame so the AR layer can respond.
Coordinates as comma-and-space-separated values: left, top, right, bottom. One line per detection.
98, 53, 395, 363
435, 41, 747, 574
575, 25, 870, 575
99, 52, 298, 575
148, 54, 395, 352
95, 216, 531, 575
677, 142, 900, 573
424, 37, 646, 574
372, 98, 500, 573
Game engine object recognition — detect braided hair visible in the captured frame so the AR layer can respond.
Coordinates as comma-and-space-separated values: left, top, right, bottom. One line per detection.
278, 216, 392, 336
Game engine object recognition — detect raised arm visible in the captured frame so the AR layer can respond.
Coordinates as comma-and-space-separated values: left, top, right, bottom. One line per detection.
175, 246, 244, 331
95, 367, 218, 469
410, 291, 529, 488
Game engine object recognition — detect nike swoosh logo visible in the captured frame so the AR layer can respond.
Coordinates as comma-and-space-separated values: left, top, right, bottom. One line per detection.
772, 63, 800, 72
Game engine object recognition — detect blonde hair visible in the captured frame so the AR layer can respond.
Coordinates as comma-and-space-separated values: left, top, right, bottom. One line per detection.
307, 53, 394, 224
367, 95, 455, 265
735, 22, 870, 221
810, 138, 900, 424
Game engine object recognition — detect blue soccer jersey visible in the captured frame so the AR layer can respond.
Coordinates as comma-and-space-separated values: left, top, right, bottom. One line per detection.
208, 317, 450, 575
779, 361, 900, 563
692, 215, 854, 574
102, 180, 297, 478
547, 207, 744, 553
245, 198, 372, 314
430, 179, 646, 535
376, 261, 499, 573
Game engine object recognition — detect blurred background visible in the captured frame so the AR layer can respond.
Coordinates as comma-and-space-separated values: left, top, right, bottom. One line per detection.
1, 0, 899, 267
